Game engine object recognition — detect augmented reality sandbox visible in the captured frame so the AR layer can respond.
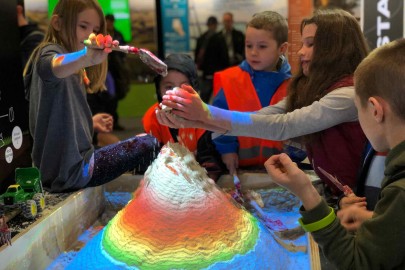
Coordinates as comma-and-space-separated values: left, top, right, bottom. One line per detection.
0, 143, 320, 270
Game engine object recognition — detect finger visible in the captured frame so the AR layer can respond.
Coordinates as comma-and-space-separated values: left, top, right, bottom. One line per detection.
166, 87, 194, 102
161, 98, 184, 111
112, 40, 120, 47
354, 201, 367, 208
156, 110, 178, 128
156, 109, 168, 126
104, 35, 112, 47
96, 34, 105, 47
164, 92, 193, 107
277, 153, 296, 172
166, 113, 186, 128
89, 33, 97, 45
264, 155, 283, 175
170, 108, 191, 119
180, 84, 198, 94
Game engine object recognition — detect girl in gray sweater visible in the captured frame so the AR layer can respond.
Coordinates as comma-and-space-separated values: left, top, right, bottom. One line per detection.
24, 0, 158, 192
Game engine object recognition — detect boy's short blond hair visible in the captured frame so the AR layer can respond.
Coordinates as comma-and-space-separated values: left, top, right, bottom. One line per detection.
247, 11, 288, 46
355, 39, 405, 120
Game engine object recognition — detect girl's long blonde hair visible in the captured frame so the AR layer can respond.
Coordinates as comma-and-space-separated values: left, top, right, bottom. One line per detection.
24, 0, 107, 93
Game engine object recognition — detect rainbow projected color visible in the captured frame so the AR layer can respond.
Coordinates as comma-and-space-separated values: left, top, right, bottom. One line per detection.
67, 143, 308, 269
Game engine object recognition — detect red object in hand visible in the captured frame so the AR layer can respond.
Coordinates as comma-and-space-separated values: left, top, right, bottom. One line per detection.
317, 167, 354, 196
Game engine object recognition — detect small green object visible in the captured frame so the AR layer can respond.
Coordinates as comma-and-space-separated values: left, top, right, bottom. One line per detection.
0, 167, 45, 219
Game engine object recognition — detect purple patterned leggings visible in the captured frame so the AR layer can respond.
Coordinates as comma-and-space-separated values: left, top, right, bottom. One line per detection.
85, 134, 160, 187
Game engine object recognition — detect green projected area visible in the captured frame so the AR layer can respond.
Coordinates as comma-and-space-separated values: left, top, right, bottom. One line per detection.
48, 0, 131, 42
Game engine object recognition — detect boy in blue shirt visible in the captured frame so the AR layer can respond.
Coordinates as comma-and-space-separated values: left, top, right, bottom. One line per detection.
212, 11, 295, 175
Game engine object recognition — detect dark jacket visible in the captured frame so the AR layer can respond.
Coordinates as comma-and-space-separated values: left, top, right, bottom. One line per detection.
19, 23, 44, 69
201, 28, 245, 77
194, 29, 217, 69
302, 140, 405, 269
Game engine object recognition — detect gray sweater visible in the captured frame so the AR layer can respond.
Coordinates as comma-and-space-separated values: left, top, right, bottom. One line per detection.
225, 86, 358, 140
27, 44, 94, 192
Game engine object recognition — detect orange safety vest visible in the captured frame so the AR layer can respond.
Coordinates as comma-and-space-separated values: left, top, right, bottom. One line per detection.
216, 67, 289, 167
142, 103, 205, 152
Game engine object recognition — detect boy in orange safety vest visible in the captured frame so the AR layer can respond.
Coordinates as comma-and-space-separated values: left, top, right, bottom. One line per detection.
212, 11, 305, 175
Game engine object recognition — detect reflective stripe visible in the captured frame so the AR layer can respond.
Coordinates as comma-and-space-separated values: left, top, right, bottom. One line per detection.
239, 146, 282, 159
217, 67, 288, 167
239, 146, 281, 165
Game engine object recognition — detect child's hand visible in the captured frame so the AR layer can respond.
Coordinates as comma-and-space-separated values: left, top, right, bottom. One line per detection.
264, 153, 321, 210
221, 153, 238, 175
93, 113, 113, 133
85, 33, 119, 52
337, 204, 373, 231
339, 195, 367, 209
162, 84, 209, 122
264, 153, 306, 192
155, 104, 204, 129
83, 33, 118, 66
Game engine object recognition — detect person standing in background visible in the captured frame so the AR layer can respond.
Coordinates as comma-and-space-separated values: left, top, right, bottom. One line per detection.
194, 16, 218, 103
16, 0, 45, 177
17, 0, 44, 69
201, 12, 245, 103
105, 14, 130, 131
220, 12, 245, 66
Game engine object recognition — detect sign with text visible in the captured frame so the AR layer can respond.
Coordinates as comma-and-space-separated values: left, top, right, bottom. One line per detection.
363, 0, 404, 49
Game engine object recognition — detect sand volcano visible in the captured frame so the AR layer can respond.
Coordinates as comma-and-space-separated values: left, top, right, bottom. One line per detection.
67, 143, 300, 269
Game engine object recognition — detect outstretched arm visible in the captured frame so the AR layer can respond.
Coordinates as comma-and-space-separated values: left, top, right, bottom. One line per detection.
159, 84, 358, 142
52, 34, 118, 79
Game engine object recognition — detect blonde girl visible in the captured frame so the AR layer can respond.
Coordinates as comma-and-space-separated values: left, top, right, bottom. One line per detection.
25, 0, 158, 192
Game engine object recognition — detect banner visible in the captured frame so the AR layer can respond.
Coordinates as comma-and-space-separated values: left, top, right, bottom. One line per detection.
159, 0, 190, 56
363, 0, 404, 48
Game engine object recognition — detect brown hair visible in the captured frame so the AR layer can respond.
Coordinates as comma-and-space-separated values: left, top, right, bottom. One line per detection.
355, 38, 405, 120
247, 11, 288, 46
24, 0, 107, 93
286, 8, 369, 142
